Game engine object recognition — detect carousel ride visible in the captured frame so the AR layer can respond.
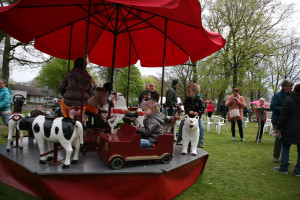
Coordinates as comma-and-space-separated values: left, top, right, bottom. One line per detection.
0, 0, 226, 199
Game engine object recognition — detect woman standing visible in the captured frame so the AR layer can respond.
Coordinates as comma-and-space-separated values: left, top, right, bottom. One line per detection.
225, 88, 246, 142
0, 79, 11, 137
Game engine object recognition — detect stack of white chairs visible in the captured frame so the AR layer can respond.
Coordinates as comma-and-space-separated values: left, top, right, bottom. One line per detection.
263, 118, 273, 135
203, 115, 214, 132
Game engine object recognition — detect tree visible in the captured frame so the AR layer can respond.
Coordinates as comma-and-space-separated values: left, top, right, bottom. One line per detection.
202, 0, 294, 112
114, 65, 144, 106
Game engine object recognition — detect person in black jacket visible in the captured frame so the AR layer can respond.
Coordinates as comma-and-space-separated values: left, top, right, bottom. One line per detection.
176, 83, 205, 147
273, 84, 300, 176
220, 101, 228, 119
165, 79, 179, 117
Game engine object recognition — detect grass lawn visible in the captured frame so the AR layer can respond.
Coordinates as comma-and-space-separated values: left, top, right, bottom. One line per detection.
0, 118, 299, 200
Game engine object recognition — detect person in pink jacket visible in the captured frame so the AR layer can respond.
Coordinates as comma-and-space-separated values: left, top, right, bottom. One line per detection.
225, 88, 246, 142
206, 102, 214, 117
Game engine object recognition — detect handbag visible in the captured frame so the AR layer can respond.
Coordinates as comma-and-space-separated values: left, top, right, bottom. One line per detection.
230, 106, 240, 119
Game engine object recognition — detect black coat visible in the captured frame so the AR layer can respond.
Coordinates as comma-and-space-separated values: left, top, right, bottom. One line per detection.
183, 95, 205, 118
277, 93, 300, 144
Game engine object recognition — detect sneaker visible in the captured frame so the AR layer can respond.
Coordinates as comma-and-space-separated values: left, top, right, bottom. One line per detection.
231, 137, 235, 141
197, 145, 204, 148
290, 169, 300, 177
273, 157, 279, 163
273, 167, 288, 174
241, 138, 246, 142
176, 141, 183, 145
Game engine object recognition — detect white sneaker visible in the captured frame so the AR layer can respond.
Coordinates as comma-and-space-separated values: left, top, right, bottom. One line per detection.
231, 137, 235, 141
241, 138, 246, 142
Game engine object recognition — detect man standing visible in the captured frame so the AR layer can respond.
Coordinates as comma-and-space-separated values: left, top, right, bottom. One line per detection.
165, 79, 179, 117
138, 83, 150, 106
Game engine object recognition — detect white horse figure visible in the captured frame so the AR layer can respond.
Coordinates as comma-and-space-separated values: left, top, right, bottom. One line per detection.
107, 91, 144, 134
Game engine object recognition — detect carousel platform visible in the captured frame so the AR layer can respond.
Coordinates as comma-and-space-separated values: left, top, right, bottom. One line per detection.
0, 136, 209, 200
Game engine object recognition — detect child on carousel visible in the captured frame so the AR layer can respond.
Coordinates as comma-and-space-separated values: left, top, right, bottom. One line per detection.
136, 100, 164, 148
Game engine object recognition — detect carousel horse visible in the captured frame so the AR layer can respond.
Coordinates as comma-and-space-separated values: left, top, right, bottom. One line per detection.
7, 94, 26, 152
107, 91, 144, 134
163, 103, 185, 140
17, 115, 85, 169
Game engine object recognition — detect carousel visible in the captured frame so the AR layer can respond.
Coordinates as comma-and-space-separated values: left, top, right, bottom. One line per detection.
0, 0, 225, 199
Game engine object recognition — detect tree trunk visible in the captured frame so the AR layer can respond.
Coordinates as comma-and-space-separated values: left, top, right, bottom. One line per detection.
192, 62, 197, 83
2, 35, 10, 82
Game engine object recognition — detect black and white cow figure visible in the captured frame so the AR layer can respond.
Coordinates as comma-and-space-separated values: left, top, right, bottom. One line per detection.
18, 115, 85, 168
7, 94, 26, 152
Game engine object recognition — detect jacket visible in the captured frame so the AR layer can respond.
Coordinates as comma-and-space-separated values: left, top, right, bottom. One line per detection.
276, 93, 300, 144
136, 111, 164, 144
206, 104, 214, 112
270, 89, 290, 125
220, 103, 228, 112
183, 94, 205, 119
0, 87, 11, 111
225, 94, 245, 121
165, 86, 177, 108
59, 68, 92, 106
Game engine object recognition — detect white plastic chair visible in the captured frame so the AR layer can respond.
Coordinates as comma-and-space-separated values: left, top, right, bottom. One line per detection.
215, 117, 227, 135
263, 118, 273, 135
243, 117, 249, 128
205, 116, 214, 132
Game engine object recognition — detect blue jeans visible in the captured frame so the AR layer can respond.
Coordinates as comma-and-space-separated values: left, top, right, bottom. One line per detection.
222, 112, 227, 119
140, 139, 154, 148
177, 118, 205, 146
0, 112, 9, 136
0, 112, 9, 126
280, 144, 300, 173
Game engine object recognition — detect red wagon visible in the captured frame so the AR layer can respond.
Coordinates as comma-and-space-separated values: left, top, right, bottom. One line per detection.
97, 123, 174, 169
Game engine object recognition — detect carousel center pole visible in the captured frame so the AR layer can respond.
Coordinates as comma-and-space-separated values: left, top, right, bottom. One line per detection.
80, 0, 92, 122
160, 18, 168, 110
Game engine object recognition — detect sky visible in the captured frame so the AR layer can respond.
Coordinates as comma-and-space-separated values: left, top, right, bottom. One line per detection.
10, 0, 300, 83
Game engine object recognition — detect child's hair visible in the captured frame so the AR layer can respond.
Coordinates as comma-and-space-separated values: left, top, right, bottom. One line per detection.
187, 83, 200, 93
145, 100, 157, 113
1, 79, 11, 90
259, 97, 265, 102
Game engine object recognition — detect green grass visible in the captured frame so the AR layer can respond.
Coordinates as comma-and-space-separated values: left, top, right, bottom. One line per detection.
0, 119, 299, 200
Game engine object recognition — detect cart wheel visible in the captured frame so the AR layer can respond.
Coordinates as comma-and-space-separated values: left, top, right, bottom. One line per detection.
110, 157, 124, 169
161, 154, 172, 164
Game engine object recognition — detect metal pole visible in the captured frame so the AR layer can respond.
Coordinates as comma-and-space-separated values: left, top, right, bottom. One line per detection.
80, 0, 92, 122
160, 18, 168, 109
126, 41, 132, 107
67, 24, 73, 73
110, 4, 120, 87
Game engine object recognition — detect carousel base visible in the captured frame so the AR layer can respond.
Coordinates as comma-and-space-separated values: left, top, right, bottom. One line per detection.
0, 137, 209, 200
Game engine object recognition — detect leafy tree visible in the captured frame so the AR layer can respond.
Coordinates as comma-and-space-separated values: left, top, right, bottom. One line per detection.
114, 65, 144, 106
201, 0, 294, 112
